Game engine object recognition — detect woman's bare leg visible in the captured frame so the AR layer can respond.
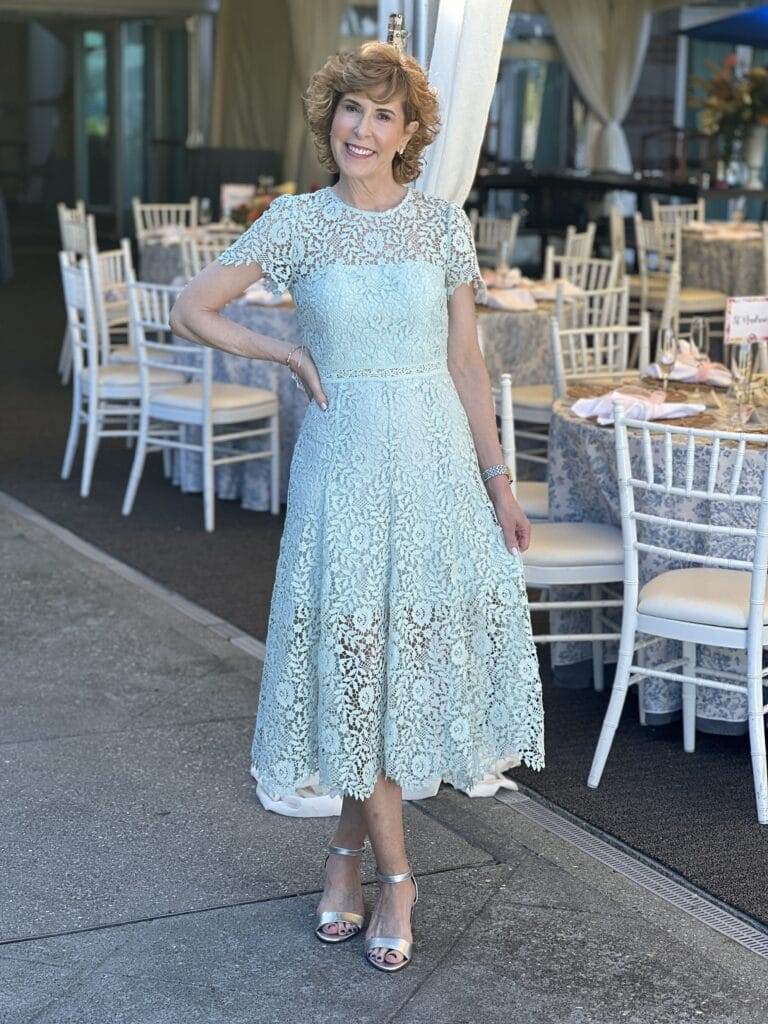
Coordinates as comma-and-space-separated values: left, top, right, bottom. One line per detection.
360, 773, 417, 967
316, 796, 368, 937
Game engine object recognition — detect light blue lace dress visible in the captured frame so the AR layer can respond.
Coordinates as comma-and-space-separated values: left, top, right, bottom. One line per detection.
218, 186, 544, 800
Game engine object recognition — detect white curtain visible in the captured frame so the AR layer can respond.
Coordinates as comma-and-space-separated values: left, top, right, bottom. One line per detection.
415, 0, 513, 203
284, 0, 347, 191
539, 0, 652, 173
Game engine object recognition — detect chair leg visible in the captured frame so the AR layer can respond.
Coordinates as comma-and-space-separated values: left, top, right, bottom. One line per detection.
590, 584, 604, 692
58, 327, 72, 385
203, 427, 215, 532
80, 405, 101, 498
746, 641, 768, 825
122, 411, 150, 516
61, 380, 82, 480
270, 413, 280, 515
682, 641, 697, 753
587, 606, 638, 788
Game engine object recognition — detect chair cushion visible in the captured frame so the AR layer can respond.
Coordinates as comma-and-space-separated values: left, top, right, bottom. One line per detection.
638, 568, 765, 629
511, 383, 553, 411
522, 522, 623, 567
82, 364, 184, 386
677, 287, 728, 313
151, 382, 277, 411
516, 480, 549, 519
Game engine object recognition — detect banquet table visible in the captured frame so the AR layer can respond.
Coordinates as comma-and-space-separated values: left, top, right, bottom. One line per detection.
167, 300, 553, 510
548, 382, 766, 733
140, 241, 183, 285
681, 223, 763, 298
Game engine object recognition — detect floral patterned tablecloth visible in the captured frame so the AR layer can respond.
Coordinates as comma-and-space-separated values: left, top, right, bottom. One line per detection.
548, 387, 763, 733
681, 228, 763, 297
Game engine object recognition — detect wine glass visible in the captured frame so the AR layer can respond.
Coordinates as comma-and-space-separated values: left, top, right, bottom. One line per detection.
728, 338, 758, 426
656, 327, 678, 395
689, 316, 710, 401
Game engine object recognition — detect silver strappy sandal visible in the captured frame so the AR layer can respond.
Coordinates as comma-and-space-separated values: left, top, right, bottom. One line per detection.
314, 842, 366, 944
364, 868, 419, 972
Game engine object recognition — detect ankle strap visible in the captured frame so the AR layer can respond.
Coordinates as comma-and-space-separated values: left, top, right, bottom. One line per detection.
328, 843, 366, 856
376, 868, 412, 884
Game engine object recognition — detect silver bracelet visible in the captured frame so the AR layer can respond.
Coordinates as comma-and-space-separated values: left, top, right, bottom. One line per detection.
480, 463, 510, 483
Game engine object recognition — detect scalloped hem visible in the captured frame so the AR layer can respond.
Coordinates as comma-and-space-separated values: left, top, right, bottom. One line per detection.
251, 746, 544, 804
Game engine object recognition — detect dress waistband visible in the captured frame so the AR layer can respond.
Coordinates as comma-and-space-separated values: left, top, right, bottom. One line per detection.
320, 360, 448, 382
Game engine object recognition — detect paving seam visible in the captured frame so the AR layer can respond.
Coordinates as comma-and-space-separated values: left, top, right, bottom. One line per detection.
0, 489, 267, 662
496, 788, 768, 959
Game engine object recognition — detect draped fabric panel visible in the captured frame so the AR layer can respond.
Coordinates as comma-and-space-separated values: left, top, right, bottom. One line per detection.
284, 0, 347, 192
415, 0, 513, 204
539, 0, 653, 173
210, 0, 294, 152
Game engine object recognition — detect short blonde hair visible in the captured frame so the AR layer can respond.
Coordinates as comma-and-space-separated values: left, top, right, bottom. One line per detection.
304, 41, 440, 185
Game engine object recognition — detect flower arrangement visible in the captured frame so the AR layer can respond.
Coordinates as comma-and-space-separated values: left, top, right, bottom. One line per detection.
692, 56, 768, 160
228, 179, 296, 226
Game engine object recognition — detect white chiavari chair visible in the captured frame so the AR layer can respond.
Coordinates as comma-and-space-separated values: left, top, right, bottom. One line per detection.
132, 197, 199, 241
544, 252, 621, 291
58, 209, 99, 384
89, 239, 137, 365
588, 405, 768, 824
59, 256, 185, 498
122, 281, 281, 531
634, 215, 726, 338
555, 280, 630, 331
543, 222, 597, 281
498, 373, 549, 521
650, 197, 705, 259
179, 231, 242, 280
468, 208, 520, 266
550, 313, 651, 400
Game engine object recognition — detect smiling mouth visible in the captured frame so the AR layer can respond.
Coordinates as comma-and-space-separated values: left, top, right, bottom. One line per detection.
345, 142, 375, 158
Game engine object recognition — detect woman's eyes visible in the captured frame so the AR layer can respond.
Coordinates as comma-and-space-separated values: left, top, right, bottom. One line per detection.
343, 104, 392, 121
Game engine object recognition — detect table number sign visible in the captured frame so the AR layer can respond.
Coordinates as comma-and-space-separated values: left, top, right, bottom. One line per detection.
724, 296, 768, 345
220, 183, 257, 220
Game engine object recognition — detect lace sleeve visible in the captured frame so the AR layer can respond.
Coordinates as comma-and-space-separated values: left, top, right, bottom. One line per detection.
217, 193, 294, 293
445, 203, 487, 304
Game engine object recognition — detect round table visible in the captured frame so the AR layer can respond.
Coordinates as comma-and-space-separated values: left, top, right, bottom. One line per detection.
681, 225, 763, 297
547, 388, 764, 733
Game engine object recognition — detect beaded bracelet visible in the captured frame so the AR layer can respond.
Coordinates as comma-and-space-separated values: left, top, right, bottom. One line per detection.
481, 463, 512, 483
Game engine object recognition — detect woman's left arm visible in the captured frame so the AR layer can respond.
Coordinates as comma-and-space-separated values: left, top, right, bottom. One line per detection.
446, 283, 531, 554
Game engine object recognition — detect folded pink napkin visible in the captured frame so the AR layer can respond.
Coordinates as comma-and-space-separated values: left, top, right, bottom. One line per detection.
530, 278, 584, 301
646, 339, 731, 387
484, 287, 537, 311
571, 385, 705, 425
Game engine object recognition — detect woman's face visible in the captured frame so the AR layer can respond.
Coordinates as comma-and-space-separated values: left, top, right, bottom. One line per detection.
330, 90, 418, 184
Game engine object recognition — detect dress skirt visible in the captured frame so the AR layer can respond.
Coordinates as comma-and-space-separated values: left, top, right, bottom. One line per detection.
251, 364, 544, 801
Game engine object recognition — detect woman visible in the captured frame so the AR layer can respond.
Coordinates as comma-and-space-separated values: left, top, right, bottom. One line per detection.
170, 41, 543, 973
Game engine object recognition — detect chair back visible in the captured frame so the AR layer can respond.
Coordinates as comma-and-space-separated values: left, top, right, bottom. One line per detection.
613, 405, 768, 632
469, 209, 520, 263
59, 208, 97, 257
132, 197, 199, 239
89, 239, 135, 363
550, 312, 650, 399
609, 206, 627, 268
556, 280, 629, 330
545, 252, 621, 290
650, 199, 703, 261
634, 213, 677, 281
564, 222, 596, 259
59, 253, 99, 381
128, 280, 209, 405
656, 259, 681, 338
179, 232, 241, 279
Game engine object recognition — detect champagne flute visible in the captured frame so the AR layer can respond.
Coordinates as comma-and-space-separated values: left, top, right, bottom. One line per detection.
689, 316, 710, 401
728, 338, 758, 426
657, 327, 678, 396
